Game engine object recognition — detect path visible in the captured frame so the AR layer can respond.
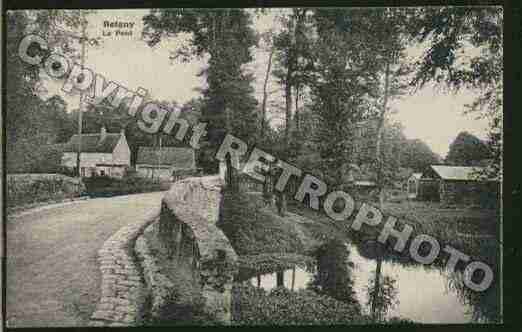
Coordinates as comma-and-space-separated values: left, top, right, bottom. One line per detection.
5, 192, 164, 328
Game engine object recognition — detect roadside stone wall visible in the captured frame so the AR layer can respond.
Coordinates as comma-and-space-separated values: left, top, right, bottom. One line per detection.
89, 212, 159, 327
151, 175, 238, 324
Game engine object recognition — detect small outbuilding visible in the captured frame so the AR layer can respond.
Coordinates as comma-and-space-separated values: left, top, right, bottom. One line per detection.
136, 147, 196, 180
419, 165, 499, 207
407, 173, 423, 199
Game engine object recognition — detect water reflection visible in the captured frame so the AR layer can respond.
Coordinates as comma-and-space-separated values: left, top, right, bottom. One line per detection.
250, 239, 498, 323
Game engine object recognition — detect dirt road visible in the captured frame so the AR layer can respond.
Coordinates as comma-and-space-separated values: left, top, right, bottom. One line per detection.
5, 192, 164, 327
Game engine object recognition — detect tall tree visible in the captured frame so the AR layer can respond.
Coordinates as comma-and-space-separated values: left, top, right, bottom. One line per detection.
6, 10, 83, 173
446, 131, 490, 166
308, 9, 386, 186
143, 9, 259, 173
368, 8, 412, 208
407, 6, 502, 179
270, 9, 314, 215
259, 30, 275, 139
401, 139, 442, 172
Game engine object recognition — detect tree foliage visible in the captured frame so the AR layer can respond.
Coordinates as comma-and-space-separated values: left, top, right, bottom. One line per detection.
401, 139, 442, 172
407, 6, 502, 178
5, 11, 83, 173
143, 9, 259, 173
446, 131, 490, 166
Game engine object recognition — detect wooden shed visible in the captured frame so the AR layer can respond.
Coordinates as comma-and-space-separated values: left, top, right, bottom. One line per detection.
419, 165, 499, 207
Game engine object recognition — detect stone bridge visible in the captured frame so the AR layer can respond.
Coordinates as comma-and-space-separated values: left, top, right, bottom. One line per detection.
135, 175, 237, 324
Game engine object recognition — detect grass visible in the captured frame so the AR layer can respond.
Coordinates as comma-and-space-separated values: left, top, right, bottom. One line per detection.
218, 189, 305, 256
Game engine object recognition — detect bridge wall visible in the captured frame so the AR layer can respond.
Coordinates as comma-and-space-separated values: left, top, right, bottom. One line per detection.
143, 175, 237, 323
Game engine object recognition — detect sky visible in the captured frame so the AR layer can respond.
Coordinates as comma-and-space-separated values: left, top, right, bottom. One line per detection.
38, 9, 491, 158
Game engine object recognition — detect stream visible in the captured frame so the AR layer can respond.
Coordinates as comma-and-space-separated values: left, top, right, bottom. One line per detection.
250, 240, 499, 323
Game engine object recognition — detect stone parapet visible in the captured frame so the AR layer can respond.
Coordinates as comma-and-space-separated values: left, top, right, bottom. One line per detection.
89, 212, 158, 327
155, 175, 237, 324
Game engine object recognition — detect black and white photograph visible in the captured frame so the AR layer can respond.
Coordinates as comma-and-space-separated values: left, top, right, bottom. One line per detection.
3, 5, 503, 327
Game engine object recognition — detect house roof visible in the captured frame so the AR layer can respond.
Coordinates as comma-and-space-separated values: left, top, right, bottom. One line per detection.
63, 133, 121, 153
411, 173, 423, 180
136, 147, 195, 170
427, 165, 484, 181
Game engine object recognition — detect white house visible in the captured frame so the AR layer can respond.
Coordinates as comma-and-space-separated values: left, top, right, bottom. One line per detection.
136, 147, 196, 179
407, 172, 423, 199
61, 127, 131, 178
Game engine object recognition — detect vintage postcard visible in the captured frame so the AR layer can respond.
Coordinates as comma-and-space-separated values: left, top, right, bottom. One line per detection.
3, 6, 502, 327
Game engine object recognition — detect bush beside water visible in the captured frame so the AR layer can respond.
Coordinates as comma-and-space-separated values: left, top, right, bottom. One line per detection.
232, 283, 368, 325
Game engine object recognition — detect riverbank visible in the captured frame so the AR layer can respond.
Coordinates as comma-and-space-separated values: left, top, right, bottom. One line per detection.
284, 199, 500, 323
219, 190, 410, 325
288, 199, 499, 267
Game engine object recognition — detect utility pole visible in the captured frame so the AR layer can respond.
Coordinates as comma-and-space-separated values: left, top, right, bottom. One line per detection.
76, 10, 87, 178
157, 135, 162, 180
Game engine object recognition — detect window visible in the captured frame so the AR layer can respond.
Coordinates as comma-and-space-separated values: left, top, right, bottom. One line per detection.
100, 170, 106, 176
408, 180, 416, 194
80, 167, 86, 177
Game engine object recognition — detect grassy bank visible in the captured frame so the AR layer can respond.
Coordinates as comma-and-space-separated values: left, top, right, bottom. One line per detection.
218, 189, 372, 325
288, 199, 500, 268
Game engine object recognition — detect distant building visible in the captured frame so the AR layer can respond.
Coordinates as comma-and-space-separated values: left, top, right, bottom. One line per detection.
62, 127, 130, 178
419, 165, 499, 206
136, 147, 196, 179
407, 173, 423, 199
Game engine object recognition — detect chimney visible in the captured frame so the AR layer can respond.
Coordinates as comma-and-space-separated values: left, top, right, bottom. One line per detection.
100, 126, 107, 141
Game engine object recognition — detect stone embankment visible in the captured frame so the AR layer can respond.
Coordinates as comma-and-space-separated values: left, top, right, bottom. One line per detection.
89, 212, 159, 327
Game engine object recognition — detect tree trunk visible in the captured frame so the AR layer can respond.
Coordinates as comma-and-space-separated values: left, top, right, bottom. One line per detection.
291, 266, 296, 291
371, 256, 383, 322
376, 59, 391, 209
292, 8, 307, 137
284, 70, 293, 145
76, 14, 87, 178
278, 39, 294, 217
261, 45, 274, 138
295, 85, 300, 133
276, 270, 285, 288
372, 55, 391, 324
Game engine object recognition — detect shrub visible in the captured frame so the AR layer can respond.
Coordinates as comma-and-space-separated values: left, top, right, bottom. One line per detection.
232, 283, 368, 325
6, 174, 84, 208
83, 174, 164, 197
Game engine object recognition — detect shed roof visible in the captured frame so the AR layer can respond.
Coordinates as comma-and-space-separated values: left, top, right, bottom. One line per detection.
354, 180, 376, 187
427, 165, 484, 181
136, 147, 195, 170
63, 133, 121, 153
